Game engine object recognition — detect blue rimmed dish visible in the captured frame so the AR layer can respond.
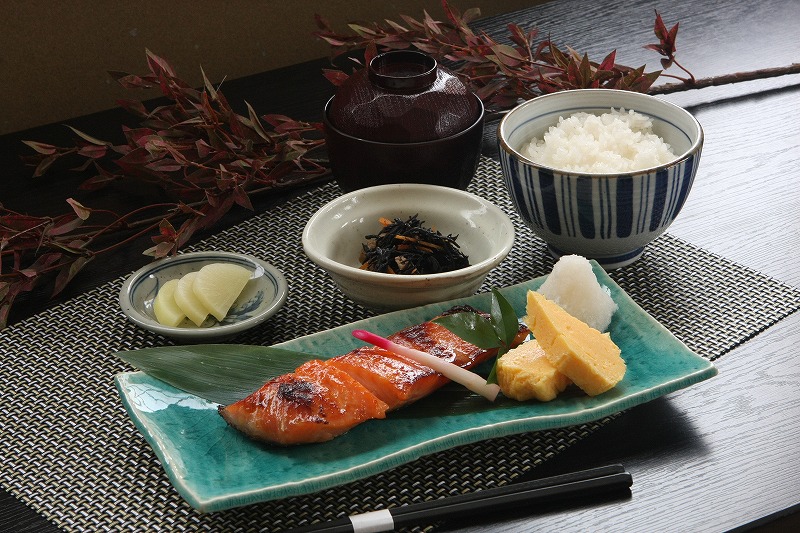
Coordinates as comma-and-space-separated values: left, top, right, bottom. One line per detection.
498, 89, 703, 269
119, 251, 288, 341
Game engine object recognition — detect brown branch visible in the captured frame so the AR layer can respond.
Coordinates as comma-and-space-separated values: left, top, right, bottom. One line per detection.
35, 169, 332, 247
649, 63, 800, 95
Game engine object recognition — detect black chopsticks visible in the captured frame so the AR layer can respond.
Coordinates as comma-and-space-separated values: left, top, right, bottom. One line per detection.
286, 464, 632, 533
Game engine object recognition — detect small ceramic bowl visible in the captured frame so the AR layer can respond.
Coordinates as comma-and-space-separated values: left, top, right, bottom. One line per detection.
119, 251, 288, 341
498, 89, 703, 269
302, 184, 514, 311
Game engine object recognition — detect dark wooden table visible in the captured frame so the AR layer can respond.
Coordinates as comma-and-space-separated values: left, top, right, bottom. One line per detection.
2, 0, 799, 531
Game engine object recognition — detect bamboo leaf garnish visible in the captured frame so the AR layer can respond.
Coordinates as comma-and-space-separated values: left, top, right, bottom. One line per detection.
434, 289, 520, 385
116, 344, 317, 406
491, 288, 520, 351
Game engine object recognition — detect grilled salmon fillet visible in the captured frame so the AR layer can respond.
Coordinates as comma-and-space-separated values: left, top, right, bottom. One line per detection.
327, 346, 439, 410
330, 317, 511, 410
219, 306, 529, 446
218, 360, 388, 445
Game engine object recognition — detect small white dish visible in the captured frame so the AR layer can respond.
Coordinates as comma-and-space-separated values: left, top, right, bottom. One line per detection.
119, 251, 288, 341
302, 183, 514, 311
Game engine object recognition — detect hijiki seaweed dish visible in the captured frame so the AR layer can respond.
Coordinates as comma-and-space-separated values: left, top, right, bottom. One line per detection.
359, 215, 469, 275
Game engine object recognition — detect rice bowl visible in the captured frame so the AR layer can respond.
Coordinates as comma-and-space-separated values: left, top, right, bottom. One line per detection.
498, 89, 703, 269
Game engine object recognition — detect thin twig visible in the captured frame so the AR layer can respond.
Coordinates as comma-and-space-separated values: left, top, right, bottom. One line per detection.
649, 63, 800, 95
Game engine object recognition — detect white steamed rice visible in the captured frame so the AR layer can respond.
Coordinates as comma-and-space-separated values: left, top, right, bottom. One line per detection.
525, 108, 676, 173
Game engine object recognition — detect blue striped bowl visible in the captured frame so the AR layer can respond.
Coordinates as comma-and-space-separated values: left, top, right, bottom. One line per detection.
498, 89, 703, 268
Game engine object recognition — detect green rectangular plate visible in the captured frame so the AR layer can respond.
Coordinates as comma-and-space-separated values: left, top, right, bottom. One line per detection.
115, 264, 716, 512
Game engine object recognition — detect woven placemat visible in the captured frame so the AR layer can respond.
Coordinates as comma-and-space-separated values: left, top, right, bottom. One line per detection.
2, 158, 799, 532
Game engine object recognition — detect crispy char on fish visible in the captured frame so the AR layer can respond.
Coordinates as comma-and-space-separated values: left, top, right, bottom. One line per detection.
219, 305, 529, 446
218, 359, 389, 446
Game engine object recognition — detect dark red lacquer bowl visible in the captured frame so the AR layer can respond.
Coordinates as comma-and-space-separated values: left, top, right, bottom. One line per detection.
324, 50, 485, 193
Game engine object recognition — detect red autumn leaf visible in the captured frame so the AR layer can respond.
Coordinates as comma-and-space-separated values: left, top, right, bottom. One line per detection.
116, 98, 149, 118
490, 44, 524, 67
364, 42, 379, 66
21, 140, 58, 155
143, 241, 176, 258
598, 50, 617, 72
110, 72, 158, 89
322, 69, 350, 86
312, 2, 683, 113
145, 159, 183, 173
231, 185, 254, 211
157, 218, 177, 240
65, 125, 111, 146
47, 216, 83, 237
348, 23, 378, 38
52, 255, 93, 297
146, 48, 177, 78
245, 102, 272, 143
177, 202, 204, 216
653, 11, 670, 42
32, 154, 59, 178
21, 253, 63, 277
384, 19, 409, 34
79, 170, 121, 191
77, 144, 109, 159
647, 11, 678, 59
122, 126, 156, 145
200, 66, 218, 101
70, 158, 95, 172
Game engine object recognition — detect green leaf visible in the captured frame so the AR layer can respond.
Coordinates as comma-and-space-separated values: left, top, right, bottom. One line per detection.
116, 344, 317, 405
434, 312, 500, 350
487, 289, 521, 384
490, 289, 519, 352
436, 290, 522, 385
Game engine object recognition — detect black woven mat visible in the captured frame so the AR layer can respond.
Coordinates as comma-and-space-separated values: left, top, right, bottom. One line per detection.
2, 158, 799, 532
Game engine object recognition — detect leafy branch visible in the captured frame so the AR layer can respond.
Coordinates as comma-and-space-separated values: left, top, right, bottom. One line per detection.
5, 1, 796, 330
314, 3, 689, 110
2, 49, 328, 328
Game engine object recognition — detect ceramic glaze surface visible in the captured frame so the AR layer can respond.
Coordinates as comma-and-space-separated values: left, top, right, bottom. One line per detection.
498, 89, 703, 269
119, 251, 288, 341
302, 183, 514, 311
116, 263, 716, 512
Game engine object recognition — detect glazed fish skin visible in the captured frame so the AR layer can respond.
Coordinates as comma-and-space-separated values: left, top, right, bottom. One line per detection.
328, 346, 439, 410
219, 306, 530, 446
331, 318, 501, 411
390, 320, 490, 367
218, 359, 388, 446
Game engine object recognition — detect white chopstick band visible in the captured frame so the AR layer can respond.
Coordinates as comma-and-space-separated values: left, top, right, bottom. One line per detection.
349, 508, 394, 532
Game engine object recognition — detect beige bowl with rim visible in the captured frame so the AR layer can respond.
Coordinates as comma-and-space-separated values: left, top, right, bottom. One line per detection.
302, 183, 515, 311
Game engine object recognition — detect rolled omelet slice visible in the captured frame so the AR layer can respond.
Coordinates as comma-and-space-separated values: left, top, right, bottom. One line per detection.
496, 340, 571, 401
525, 291, 625, 396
